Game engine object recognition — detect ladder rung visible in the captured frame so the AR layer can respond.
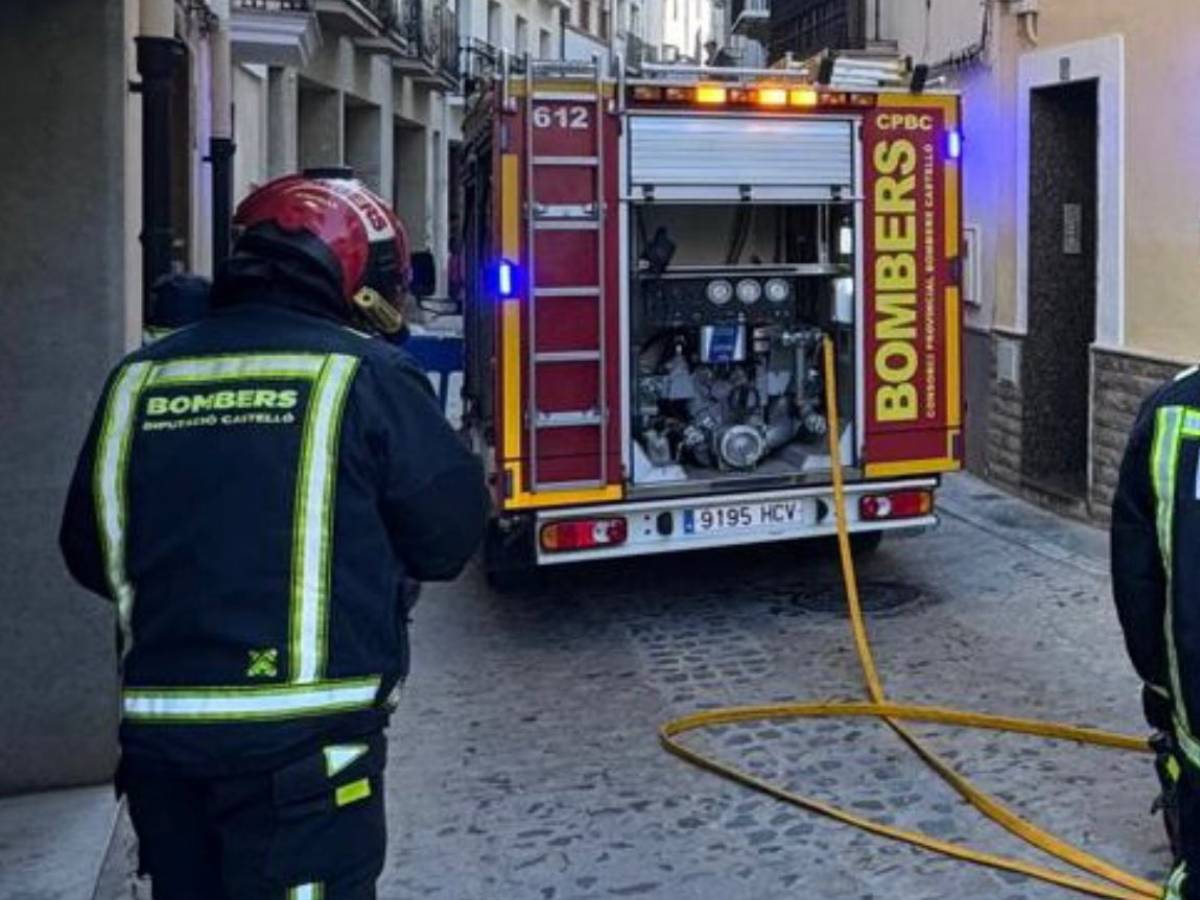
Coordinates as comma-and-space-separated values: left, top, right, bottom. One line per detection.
531, 92, 603, 102
533, 203, 598, 220
535, 410, 603, 429
534, 350, 601, 363
534, 220, 601, 232
533, 156, 599, 167
533, 286, 601, 298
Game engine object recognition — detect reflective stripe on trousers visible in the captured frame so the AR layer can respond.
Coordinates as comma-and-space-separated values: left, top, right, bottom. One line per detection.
1167, 863, 1188, 899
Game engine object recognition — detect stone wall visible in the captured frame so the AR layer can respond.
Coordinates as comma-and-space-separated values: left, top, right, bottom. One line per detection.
979, 334, 1186, 524
0, 2, 128, 794
962, 327, 992, 476
1090, 346, 1184, 520
984, 333, 1024, 493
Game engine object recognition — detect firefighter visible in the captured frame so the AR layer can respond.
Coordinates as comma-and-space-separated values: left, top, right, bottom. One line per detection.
1112, 366, 1200, 898
60, 170, 489, 900
143, 271, 211, 344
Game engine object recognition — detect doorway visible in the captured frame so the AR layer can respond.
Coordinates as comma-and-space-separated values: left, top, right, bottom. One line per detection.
1021, 79, 1098, 500
393, 122, 427, 249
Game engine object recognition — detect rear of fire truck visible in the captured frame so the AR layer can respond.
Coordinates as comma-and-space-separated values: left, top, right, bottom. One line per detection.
459, 56, 964, 586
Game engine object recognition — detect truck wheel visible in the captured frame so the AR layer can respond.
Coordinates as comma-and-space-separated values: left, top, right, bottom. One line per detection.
483, 516, 538, 594
850, 531, 884, 557
485, 566, 538, 593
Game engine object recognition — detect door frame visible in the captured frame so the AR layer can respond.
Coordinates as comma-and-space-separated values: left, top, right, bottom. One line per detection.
1016, 33, 1124, 346
1016, 34, 1124, 502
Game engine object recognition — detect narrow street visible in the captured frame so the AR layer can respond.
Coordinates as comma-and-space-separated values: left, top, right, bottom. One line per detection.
365, 474, 1169, 899
86, 479, 1171, 900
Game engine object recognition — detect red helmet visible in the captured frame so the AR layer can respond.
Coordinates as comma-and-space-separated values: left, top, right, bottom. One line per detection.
233, 168, 411, 333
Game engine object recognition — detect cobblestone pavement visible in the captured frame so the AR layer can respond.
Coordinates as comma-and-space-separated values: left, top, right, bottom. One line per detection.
382, 476, 1170, 899
93, 475, 1169, 900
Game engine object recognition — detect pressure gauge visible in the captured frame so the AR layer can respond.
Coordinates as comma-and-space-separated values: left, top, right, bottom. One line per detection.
764, 278, 790, 303
736, 279, 762, 305
706, 279, 734, 306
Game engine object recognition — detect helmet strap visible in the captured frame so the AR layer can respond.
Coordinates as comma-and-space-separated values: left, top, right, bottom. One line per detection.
351, 287, 404, 334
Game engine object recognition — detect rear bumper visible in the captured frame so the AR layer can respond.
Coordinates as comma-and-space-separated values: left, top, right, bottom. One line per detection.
533, 477, 938, 565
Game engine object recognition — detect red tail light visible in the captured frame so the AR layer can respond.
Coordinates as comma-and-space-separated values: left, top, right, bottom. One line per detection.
540, 517, 628, 552
859, 490, 933, 521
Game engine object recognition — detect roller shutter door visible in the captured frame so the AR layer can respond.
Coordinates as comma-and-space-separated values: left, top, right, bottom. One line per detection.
629, 114, 856, 202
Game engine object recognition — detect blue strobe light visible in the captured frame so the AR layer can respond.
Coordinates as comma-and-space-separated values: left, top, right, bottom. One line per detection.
497, 260, 515, 297
947, 129, 963, 160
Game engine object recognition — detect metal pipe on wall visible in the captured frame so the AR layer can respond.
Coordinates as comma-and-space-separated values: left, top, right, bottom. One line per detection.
209, 0, 235, 267
135, 0, 186, 320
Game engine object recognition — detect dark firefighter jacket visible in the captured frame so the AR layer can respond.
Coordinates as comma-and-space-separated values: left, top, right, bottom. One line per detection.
1113, 365, 1200, 761
60, 296, 488, 777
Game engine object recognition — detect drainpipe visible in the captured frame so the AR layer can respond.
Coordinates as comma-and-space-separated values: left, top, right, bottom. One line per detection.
135, 0, 186, 320
209, 0, 235, 267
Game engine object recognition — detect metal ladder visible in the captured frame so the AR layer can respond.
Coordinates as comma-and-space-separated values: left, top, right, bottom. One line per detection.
524, 58, 610, 491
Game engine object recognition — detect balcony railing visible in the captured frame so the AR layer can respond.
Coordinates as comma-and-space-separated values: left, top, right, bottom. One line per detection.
768, 0, 866, 63
731, 0, 768, 23
235, 0, 313, 10
730, 0, 769, 41
360, 0, 459, 85
625, 32, 648, 67
231, 0, 321, 67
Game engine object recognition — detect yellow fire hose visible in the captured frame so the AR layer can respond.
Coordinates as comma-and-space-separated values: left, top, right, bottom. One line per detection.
659, 339, 1163, 899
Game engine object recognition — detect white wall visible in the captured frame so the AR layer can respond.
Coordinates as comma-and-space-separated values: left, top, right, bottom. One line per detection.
877, 0, 989, 65
564, 24, 610, 61
233, 64, 269, 204
660, 0, 712, 61
462, 0, 563, 55
644, 0, 665, 59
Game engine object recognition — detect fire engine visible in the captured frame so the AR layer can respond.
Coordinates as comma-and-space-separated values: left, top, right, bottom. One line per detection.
458, 55, 964, 586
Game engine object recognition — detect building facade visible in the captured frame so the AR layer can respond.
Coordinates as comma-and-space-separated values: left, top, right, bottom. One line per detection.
0, 0, 463, 795
230, 0, 459, 292
1, 0, 133, 795
460, 0, 565, 66
876, 1, 1200, 520
768, 0, 867, 62
762, 1, 1200, 521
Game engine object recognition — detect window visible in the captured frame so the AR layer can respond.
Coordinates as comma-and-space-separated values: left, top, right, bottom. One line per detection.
486, 1, 501, 49
579, 0, 591, 32
599, 6, 610, 39
539, 28, 554, 59
515, 15, 529, 54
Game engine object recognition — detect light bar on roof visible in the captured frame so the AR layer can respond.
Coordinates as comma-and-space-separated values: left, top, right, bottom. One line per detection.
756, 87, 788, 107
695, 84, 728, 104
789, 88, 818, 107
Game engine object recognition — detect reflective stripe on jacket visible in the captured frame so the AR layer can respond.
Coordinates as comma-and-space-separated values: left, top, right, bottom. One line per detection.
1113, 366, 1200, 766
60, 302, 488, 776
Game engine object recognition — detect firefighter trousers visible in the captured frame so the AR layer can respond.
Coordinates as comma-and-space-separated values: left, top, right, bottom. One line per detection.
1163, 747, 1200, 899
118, 733, 387, 900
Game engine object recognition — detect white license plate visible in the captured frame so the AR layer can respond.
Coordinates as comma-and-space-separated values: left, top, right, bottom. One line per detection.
683, 500, 806, 535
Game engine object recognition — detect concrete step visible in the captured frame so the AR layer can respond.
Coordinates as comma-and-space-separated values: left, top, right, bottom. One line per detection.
0, 785, 119, 900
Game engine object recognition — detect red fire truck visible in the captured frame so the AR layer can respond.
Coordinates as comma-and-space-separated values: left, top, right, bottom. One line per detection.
458, 57, 964, 585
